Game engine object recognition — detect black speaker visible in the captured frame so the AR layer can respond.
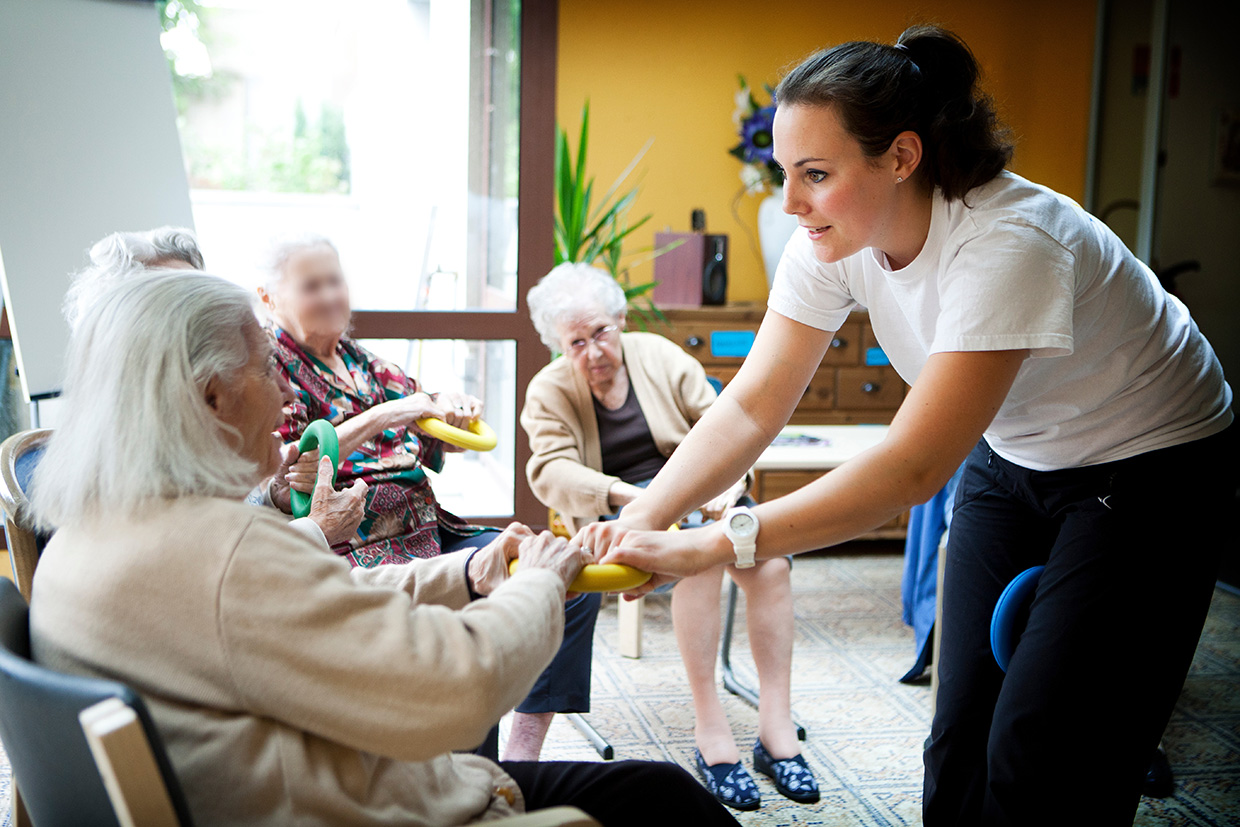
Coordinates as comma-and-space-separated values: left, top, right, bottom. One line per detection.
701, 234, 727, 305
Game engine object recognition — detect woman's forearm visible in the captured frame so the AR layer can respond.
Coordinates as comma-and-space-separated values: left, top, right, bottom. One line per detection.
622, 392, 780, 529
332, 399, 409, 457
622, 312, 832, 530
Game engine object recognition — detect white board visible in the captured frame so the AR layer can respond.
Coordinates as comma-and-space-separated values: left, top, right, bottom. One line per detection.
0, 0, 193, 400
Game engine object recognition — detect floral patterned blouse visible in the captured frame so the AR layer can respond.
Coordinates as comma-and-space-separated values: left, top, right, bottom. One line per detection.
269, 326, 482, 567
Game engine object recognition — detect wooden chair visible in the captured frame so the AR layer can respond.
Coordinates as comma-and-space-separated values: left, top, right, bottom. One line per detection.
0, 428, 51, 600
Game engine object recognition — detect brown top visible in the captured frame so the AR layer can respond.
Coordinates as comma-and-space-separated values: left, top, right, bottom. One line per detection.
30, 497, 567, 825
593, 382, 667, 483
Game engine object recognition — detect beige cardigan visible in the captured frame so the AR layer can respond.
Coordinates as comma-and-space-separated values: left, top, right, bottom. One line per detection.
30, 497, 566, 826
520, 331, 717, 533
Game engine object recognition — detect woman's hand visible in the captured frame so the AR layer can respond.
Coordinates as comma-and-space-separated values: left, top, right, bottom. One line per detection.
306, 456, 369, 546
433, 391, 483, 429
269, 442, 302, 510
607, 480, 645, 509
599, 524, 732, 599
284, 446, 321, 495
700, 476, 748, 521
514, 530, 588, 594
466, 522, 534, 596
387, 391, 449, 430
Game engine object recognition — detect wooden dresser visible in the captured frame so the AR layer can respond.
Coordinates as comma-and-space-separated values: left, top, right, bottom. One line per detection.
652, 303, 909, 539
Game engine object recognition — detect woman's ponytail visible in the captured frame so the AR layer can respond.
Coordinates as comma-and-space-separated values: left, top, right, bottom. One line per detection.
776, 25, 1013, 201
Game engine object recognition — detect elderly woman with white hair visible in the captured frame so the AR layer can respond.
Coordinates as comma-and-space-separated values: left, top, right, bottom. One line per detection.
62, 226, 204, 330
27, 270, 740, 826
59, 227, 365, 549
258, 234, 601, 762
521, 263, 818, 812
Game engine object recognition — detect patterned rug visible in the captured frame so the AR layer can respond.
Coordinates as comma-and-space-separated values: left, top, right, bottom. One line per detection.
2, 548, 1237, 825
516, 548, 1240, 826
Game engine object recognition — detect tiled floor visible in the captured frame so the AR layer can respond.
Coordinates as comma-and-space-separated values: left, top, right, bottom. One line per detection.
3, 548, 1237, 825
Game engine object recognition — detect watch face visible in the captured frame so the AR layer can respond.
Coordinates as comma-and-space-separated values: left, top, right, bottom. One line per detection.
729, 513, 755, 534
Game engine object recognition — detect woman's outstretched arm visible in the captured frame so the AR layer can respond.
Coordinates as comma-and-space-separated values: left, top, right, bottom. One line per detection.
593, 347, 1027, 593
576, 310, 832, 542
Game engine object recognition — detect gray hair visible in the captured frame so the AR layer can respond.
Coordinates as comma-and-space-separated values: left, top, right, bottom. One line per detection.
63, 227, 204, 331
264, 233, 338, 291
31, 272, 262, 530
527, 263, 627, 351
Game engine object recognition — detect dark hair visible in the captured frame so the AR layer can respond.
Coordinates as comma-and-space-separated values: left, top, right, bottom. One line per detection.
775, 25, 1013, 201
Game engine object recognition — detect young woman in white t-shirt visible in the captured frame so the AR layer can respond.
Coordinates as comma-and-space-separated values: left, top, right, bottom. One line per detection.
577, 25, 1234, 826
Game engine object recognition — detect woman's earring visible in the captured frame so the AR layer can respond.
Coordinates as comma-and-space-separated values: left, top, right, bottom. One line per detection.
896, 177, 904, 183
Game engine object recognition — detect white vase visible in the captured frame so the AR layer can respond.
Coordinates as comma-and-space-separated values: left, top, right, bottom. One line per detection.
757, 185, 798, 288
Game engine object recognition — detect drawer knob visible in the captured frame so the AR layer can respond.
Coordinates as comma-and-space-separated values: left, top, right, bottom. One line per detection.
830, 337, 847, 349
861, 382, 881, 394
685, 336, 703, 348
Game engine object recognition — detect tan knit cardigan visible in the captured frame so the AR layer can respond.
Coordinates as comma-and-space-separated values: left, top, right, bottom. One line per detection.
520, 331, 717, 533
31, 497, 566, 826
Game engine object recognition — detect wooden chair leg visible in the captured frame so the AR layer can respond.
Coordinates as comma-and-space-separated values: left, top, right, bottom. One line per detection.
12, 785, 32, 827
617, 594, 643, 659
930, 535, 947, 718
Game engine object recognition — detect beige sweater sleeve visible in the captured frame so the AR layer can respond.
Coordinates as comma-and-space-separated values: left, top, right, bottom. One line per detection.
217, 515, 565, 762
521, 372, 616, 518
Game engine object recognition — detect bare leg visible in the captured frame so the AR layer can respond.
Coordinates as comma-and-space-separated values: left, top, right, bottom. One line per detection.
671, 565, 739, 764
504, 711, 554, 762
730, 557, 800, 759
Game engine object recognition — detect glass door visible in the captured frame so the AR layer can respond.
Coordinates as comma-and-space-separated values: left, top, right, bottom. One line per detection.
166, 0, 556, 524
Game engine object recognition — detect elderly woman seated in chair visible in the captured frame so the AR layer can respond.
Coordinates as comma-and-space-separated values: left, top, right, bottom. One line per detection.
26, 271, 739, 827
521, 264, 818, 811
257, 235, 598, 761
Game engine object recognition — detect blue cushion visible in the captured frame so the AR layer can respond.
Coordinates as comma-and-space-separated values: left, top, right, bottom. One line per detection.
990, 565, 1044, 673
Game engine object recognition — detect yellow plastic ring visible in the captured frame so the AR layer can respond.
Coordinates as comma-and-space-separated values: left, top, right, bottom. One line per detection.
508, 558, 653, 593
505, 524, 675, 592
415, 417, 498, 451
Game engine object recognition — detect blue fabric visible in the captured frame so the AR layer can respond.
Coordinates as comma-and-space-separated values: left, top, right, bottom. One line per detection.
899, 465, 962, 683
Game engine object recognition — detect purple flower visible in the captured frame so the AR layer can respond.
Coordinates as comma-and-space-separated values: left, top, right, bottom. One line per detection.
739, 105, 776, 164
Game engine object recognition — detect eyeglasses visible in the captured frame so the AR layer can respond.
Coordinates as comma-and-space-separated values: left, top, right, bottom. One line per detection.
567, 325, 618, 353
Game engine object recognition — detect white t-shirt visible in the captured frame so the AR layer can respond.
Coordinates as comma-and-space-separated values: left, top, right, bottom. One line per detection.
768, 171, 1233, 471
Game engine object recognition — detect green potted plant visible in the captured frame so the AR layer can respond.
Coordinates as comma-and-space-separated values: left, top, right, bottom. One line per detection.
554, 102, 678, 327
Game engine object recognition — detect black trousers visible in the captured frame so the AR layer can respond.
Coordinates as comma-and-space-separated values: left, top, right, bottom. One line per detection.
924, 424, 1234, 826
501, 760, 741, 826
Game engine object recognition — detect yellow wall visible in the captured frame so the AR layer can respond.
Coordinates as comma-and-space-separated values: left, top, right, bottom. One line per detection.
557, 0, 1098, 302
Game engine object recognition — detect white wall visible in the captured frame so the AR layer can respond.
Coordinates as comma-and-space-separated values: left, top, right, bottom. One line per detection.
0, 0, 193, 401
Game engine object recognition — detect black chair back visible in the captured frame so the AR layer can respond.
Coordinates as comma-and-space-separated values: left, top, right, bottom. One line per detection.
0, 578, 194, 826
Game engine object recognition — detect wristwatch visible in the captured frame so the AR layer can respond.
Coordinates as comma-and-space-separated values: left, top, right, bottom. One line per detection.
722, 506, 759, 569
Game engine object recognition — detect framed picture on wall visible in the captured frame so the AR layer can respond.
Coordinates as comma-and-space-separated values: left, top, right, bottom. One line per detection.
1211, 108, 1240, 187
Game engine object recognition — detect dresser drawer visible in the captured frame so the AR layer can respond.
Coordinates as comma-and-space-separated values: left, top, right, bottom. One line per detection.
705, 366, 739, 388
836, 366, 905, 410
666, 321, 755, 365
798, 369, 837, 409
821, 320, 862, 366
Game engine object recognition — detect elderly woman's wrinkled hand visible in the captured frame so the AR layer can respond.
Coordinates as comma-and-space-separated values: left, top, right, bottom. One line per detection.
284, 446, 321, 494
699, 477, 748, 521
308, 456, 368, 546
465, 522, 534, 596
432, 391, 483, 429
515, 531, 588, 594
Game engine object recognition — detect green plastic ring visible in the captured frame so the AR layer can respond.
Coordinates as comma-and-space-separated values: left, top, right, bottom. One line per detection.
290, 419, 340, 519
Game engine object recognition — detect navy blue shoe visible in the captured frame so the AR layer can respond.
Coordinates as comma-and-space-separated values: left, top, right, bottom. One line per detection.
753, 738, 820, 803
694, 749, 761, 811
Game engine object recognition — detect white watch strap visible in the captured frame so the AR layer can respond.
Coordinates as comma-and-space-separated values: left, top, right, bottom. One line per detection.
732, 539, 756, 568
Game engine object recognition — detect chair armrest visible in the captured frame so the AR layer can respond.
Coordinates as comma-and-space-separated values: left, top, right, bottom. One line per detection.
491, 805, 600, 827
